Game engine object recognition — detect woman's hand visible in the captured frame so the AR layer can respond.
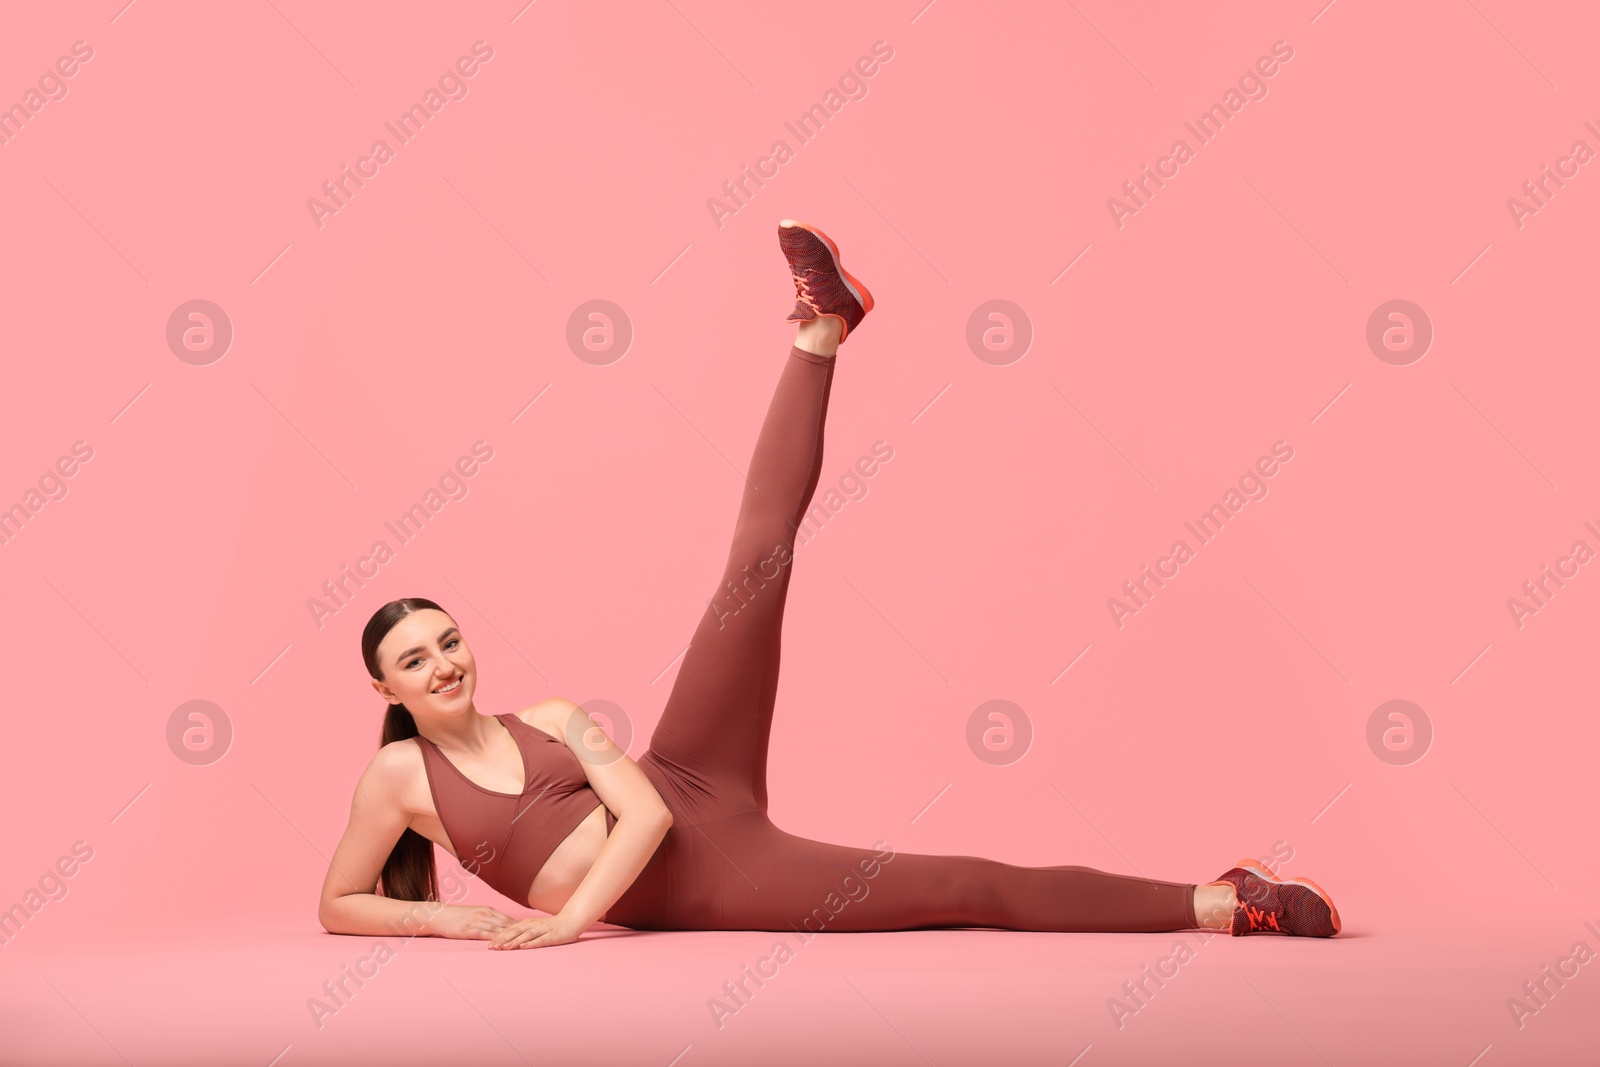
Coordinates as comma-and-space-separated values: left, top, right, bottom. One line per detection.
487, 913, 587, 950
426, 904, 515, 940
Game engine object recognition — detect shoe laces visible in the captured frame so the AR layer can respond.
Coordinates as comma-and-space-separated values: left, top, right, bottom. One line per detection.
1237, 880, 1282, 932
792, 271, 821, 312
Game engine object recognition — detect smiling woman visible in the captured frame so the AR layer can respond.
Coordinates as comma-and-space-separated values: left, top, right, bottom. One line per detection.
316, 220, 1342, 952
363, 601, 515, 904
316, 597, 673, 949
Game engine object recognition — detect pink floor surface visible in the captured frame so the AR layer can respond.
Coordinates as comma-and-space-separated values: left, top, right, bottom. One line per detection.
5, 907, 1599, 1065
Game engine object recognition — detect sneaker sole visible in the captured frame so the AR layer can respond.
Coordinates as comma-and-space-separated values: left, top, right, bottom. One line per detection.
1235, 857, 1341, 935
782, 219, 875, 317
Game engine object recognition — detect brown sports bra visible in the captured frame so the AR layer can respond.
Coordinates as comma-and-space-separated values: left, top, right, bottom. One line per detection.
415, 712, 612, 903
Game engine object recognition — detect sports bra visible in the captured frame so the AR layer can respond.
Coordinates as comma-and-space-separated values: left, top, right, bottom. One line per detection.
414, 712, 613, 903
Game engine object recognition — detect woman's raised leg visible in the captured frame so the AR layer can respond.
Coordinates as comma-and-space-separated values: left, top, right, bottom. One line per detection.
641, 333, 838, 817
641, 221, 871, 820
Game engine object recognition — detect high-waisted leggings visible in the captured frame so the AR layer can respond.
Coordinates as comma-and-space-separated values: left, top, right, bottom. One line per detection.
601, 345, 1198, 933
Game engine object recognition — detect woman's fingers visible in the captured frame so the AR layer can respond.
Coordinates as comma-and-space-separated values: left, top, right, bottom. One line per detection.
490, 920, 548, 949
508, 923, 545, 947
470, 908, 512, 939
468, 910, 511, 938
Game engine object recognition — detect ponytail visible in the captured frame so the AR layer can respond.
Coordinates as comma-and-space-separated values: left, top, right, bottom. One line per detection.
363, 598, 450, 903
377, 702, 439, 902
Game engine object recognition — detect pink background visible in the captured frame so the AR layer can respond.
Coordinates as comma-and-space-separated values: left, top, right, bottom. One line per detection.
3, 0, 1597, 1063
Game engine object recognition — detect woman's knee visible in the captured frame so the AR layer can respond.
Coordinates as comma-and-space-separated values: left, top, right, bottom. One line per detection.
719, 541, 794, 605
729, 520, 795, 570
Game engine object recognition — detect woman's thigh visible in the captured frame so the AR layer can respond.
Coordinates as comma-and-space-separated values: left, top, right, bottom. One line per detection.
607, 809, 901, 932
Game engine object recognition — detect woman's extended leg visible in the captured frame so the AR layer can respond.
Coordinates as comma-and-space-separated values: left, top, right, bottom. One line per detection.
636, 809, 1206, 933
641, 332, 838, 818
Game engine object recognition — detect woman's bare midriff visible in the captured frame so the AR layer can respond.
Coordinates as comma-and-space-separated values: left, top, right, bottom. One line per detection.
525, 803, 609, 912
398, 741, 611, 915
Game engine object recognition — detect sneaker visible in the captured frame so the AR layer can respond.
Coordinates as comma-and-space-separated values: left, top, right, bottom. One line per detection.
779, 219, 873, 342
1207, 858, 1340, 937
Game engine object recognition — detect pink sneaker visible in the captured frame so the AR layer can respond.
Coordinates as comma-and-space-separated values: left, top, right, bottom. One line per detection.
779, 219, 873, 342
1207, 858, 1341, 937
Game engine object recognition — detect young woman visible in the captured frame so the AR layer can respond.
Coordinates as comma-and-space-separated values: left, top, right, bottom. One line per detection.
317, 221, 1341, 949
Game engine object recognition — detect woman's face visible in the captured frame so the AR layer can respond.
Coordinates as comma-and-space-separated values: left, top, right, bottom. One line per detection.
371, 608, 478, 716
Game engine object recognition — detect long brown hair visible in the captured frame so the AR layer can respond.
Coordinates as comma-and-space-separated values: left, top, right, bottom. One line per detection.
361, 596, 448, 902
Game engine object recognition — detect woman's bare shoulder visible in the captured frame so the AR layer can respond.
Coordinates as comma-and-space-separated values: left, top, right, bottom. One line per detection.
373, 733, 425, 766
356, 735, 427, 803
513, 697, 582, 738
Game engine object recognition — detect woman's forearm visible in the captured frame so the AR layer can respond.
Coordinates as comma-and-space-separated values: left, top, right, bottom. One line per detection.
560, 811, 672, 929
320, 891, 450, 938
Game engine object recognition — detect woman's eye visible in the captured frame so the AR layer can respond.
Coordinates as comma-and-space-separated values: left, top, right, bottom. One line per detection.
405, 640, 456, 669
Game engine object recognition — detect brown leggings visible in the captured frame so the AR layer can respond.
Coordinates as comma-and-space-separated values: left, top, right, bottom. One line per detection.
602, 345, 1197, 933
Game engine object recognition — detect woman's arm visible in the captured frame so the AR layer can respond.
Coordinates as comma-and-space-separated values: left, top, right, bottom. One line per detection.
489, 699, 672, 949
317, 744, 512, 939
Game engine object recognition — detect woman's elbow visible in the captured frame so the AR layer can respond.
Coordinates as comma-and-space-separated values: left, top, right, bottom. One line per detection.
317, 897, 347, 934
614, 796, 672, 830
